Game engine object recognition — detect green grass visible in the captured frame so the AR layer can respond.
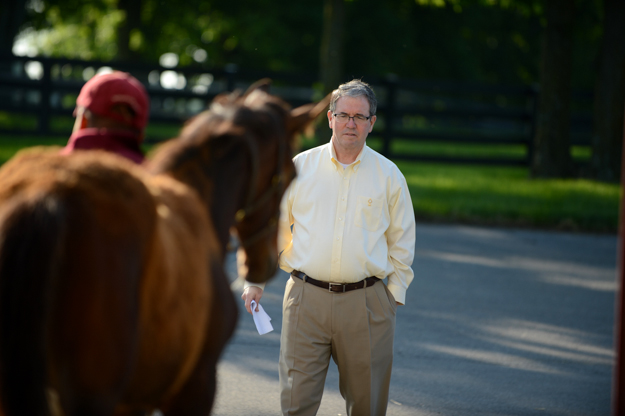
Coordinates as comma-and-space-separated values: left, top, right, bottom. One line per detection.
0, 137, 159, 166
0, 134, 620, 234
0, 137, 68, 165
145, 122, 184, 142
0, 112, 38, 130
397, 162, 619, 233
370, 137, 592, 163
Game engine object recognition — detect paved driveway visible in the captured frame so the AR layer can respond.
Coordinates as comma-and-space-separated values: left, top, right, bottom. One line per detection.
213, 224, 617, 416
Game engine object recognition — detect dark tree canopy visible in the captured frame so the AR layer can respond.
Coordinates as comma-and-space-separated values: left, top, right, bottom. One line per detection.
4, 0, 601, 88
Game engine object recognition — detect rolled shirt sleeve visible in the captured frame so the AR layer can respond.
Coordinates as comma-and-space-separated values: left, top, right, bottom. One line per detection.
384, 174, 415, 305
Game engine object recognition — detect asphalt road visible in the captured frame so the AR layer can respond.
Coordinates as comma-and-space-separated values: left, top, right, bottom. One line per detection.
212, 224, 617, 416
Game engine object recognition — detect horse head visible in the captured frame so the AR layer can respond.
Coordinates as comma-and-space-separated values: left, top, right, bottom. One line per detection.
149, 80, 330, 284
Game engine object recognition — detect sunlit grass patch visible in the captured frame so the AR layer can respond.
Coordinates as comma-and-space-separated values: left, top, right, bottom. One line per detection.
398, 161, 620, 233
0, 137, 67, 165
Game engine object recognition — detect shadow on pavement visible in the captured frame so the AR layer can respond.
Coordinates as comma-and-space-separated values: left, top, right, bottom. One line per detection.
213, 224, 616, 416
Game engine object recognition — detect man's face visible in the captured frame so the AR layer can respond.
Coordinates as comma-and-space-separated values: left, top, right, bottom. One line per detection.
327, 96, 376, 155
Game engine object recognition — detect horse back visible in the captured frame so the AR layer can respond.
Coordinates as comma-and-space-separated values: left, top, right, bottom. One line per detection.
0, 149, 157, 415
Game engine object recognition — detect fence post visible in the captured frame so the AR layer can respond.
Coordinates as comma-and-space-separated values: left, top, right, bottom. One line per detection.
38, 59, 52, 136
382, 74, 398, 158
225, 63, 238, 92
613, 107, 625, 416
526, 83, 540, 167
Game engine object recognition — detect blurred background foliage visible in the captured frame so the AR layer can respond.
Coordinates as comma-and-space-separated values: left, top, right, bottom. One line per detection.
4, 0, 602, 88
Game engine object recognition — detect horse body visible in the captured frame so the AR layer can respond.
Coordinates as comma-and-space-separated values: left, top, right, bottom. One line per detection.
0, 83, 329, 416
0, 150, 157, 415
121, 174, 217, 408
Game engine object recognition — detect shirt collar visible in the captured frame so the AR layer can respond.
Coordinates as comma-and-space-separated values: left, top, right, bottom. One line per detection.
60, 128, 145, 164
327, 140, 368, 172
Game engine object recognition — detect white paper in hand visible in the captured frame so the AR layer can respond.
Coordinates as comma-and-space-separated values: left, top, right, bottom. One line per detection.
250, 300, 273, 335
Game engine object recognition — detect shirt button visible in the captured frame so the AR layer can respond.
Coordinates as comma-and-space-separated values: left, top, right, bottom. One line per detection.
336, 237, 340, 240
339, 217, 342, 221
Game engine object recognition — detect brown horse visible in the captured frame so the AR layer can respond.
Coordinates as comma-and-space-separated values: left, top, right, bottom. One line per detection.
0, 81, 329, 416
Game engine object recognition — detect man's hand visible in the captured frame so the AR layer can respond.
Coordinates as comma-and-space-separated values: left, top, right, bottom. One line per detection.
241, 286, 264, 314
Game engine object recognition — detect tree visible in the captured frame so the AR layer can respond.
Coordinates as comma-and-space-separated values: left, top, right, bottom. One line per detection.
116, 0, 143, 62
531, 0, 576, 178
0, 0, 27, 57
319, 0, 344, 95
590, 0, 625, 182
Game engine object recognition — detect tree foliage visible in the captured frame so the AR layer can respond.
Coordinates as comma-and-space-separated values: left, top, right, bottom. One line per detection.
8, 0, 601, 88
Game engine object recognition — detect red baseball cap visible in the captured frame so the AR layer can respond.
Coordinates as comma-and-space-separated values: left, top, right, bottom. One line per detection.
76, 71, 149, 130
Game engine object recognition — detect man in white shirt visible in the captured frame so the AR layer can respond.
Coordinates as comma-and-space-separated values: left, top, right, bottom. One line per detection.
242, 79, 416, 416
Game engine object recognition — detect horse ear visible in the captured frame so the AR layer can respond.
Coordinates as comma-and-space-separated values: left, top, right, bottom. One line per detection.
245, 78, 272, 95
287, 93, 332, 138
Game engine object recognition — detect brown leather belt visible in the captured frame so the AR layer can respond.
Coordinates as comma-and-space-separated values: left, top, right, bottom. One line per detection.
291, 270, 380, 293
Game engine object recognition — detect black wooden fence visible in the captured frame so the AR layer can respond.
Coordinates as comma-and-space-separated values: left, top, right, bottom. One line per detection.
0, 54, 592, 166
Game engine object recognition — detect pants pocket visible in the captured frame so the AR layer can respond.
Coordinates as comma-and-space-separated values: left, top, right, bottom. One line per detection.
283, 276, 303, 310
383, 283, 398, 314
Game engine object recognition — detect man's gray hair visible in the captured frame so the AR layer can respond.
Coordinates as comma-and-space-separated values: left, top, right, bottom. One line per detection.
329, 79, 377, 116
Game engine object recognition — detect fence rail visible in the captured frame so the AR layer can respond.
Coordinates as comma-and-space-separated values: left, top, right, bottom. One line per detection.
0, 54, 592, 166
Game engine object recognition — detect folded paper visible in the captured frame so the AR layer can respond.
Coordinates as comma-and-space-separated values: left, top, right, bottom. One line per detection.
250, 300, 273, 335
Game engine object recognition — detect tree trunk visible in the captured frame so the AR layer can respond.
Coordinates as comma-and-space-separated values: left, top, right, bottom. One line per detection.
590, 0, 625, 183
319, 0, 344, 95
0, 0, 26, 58
117, 0, 143, 62
531, 0, 575, 178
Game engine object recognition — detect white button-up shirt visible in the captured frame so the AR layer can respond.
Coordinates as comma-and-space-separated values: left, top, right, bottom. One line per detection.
276, 141, 415, 304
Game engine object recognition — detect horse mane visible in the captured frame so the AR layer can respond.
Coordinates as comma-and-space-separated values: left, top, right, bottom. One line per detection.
148, 87, 292, 176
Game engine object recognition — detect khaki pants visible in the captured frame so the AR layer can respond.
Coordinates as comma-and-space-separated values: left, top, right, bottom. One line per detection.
279, 275, 397, 416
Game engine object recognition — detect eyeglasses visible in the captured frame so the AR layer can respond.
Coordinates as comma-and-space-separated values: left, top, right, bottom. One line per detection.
333, 113, 373, 125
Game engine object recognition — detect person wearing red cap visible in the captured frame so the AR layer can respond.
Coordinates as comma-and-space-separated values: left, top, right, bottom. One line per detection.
60, 71, 150, 164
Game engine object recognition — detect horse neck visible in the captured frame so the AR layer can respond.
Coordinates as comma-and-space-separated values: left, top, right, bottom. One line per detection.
150, 140, 250, 260
208, 150, 250, 258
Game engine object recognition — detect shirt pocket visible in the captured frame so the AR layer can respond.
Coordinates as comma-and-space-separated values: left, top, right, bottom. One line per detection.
354, 196, 384, 231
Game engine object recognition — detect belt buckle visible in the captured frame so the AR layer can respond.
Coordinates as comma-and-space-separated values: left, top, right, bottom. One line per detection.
328, 282, 345, 293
